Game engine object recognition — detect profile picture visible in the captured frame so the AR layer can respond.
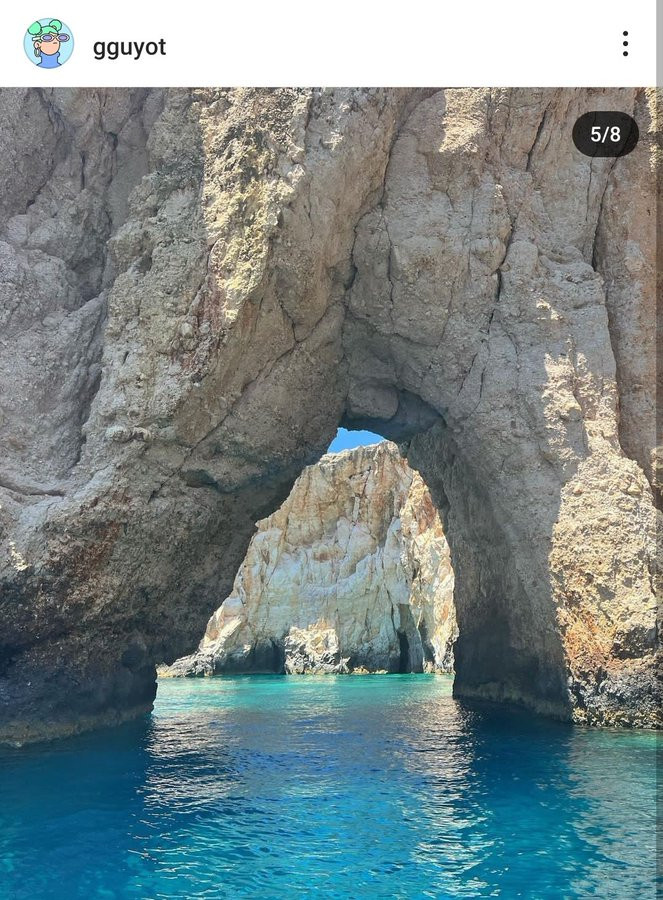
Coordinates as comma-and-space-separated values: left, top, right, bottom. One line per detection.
24, 19, 74, 68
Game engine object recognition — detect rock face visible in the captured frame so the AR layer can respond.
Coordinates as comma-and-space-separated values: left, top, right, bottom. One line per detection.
164, 442, 456, 677
0, 88, 658, 741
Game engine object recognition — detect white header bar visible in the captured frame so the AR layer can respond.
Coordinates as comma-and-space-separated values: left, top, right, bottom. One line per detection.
0, 0, 656, 87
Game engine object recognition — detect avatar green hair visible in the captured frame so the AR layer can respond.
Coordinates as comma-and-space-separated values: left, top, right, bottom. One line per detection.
28, 19, 63, 37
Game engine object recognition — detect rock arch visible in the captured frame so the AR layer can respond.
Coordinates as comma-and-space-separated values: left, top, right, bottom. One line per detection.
0, 87, 658, 742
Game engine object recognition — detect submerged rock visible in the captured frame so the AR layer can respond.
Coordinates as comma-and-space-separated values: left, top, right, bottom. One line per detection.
163, 443, 457, 676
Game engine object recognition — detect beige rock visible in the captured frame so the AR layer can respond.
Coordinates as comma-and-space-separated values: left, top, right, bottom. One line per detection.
0, 88, 658, 741
165, 442, 457, 677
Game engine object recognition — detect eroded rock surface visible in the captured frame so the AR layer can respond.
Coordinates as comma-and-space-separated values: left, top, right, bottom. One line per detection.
163, 442, 456, 676
0, 87, 658, 741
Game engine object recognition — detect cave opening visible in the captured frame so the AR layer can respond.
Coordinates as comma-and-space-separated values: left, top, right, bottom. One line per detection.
397, 631, 410, 674
159, 423, 458, 683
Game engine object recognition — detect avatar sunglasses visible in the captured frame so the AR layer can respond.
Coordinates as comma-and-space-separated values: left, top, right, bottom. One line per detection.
35, 33, 70, 42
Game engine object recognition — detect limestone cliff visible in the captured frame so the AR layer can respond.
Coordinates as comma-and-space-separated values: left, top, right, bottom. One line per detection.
164, 442, 456, 676
0, 88, 658, 741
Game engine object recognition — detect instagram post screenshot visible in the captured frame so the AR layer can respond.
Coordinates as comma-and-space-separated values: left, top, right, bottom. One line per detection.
0, 1, 659, 897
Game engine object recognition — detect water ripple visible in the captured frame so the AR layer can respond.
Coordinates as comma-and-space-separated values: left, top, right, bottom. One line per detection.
0, 675, 658, 898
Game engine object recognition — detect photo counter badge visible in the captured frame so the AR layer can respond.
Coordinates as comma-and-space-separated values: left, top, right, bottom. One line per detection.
25, 19, 73, 68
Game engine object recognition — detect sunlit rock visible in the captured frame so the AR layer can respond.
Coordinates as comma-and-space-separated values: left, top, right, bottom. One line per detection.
163, 443, 457, 676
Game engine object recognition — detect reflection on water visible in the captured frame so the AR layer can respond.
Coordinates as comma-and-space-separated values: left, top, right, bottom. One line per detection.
0, 675, 658, 898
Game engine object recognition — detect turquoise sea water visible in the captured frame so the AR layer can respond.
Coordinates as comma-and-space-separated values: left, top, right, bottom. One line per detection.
0, 675, 658, 898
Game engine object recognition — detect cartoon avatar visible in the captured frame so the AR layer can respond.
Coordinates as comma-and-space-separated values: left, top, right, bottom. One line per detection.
28, 19, 71, 68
